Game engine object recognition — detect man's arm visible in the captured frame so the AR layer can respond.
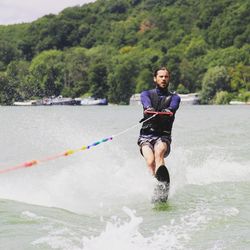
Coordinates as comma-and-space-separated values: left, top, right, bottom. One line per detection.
140, 90, 152, 109
169, 94, 181, 112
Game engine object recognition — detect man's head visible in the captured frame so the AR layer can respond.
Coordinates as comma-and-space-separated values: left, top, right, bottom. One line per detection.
153, 67, 170, 89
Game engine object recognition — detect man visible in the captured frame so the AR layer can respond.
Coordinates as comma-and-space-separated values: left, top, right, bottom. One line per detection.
138, 67, 181, 182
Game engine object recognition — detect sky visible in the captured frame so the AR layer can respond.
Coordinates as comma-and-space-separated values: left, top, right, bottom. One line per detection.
0, 0, 95, 25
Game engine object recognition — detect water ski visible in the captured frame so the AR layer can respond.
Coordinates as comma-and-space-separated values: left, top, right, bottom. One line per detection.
152, 165, 170, 203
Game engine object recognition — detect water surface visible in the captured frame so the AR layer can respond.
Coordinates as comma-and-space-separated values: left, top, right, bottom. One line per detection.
0, 105, 249, 250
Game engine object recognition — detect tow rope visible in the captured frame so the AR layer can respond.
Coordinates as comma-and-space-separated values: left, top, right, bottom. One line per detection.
0, 114, 159, 175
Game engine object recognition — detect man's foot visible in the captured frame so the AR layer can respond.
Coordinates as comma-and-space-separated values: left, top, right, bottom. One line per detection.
155, 165, 170, 183
152, 181, 169, 203
152, 165, 170, 203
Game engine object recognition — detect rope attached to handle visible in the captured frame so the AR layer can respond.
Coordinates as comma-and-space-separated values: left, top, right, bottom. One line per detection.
0, 114, 160, 175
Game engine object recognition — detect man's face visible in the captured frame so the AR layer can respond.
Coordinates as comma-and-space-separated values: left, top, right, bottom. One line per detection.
154, 70, 170, 89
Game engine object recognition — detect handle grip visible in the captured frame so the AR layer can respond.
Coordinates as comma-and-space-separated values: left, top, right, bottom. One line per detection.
144, 110, 173, 116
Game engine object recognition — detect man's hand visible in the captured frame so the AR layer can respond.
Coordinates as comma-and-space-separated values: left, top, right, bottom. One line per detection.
145, 107, 155, 112
140, 107, 156, 123
161, 108, 173, 116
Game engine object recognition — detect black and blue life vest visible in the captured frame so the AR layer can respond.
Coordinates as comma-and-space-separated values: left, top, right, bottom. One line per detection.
140, 89, 175, 136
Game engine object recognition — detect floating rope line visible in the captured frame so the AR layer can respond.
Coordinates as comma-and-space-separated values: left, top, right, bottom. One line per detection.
0, 114, 158, 175
0, 137, 114, 174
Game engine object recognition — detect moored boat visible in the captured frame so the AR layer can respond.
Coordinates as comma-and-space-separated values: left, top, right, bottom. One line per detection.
42, 96, 80, 105
75, 97, 108, 106
13, 100, 38, 106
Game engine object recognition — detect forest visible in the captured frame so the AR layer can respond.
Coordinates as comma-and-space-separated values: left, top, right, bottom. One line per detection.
0, 0, 249, 105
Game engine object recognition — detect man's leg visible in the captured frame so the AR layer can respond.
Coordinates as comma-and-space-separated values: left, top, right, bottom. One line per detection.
154, 141, 168, 172
152, 142, 170, 202
141, 145, 156, 175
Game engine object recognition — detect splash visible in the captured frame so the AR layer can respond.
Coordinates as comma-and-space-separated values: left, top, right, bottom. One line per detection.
187, 158, 250, 185
81, 207, 150, 250
21, 197, 241, 250
169, 147, 250, 188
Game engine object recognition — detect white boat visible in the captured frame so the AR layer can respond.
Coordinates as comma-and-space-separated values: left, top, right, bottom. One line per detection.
179, 93, 200, 104
76, 97, 108, 106
129, 94, 141, 105
13, 96, 81, 106
42, 96, 80, 105
229, 101, 246, 105
13, 100, 38, 106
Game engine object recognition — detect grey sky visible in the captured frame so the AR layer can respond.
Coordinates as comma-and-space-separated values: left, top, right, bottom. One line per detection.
0, 0, 95, 25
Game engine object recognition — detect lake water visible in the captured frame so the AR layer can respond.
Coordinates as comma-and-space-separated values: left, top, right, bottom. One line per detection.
0, 104, 249, 250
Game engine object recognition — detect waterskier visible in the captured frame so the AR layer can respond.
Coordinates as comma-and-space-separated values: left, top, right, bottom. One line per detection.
138, 67, 181, 180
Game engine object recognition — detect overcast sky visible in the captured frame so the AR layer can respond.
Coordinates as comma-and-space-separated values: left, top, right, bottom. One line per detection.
0, 0, 95, 25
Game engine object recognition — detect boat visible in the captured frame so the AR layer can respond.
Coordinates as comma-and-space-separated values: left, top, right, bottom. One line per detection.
129, 94, 141, 105
12, 96, 107, 106
76, 97, 108, 106
42, 96, 81, 105
13, 100, 38, 106
178, 93, 200, 104
229, 100, 247, 105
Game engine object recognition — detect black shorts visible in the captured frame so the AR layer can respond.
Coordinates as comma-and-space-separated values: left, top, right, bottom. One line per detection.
137, 134, 171, 158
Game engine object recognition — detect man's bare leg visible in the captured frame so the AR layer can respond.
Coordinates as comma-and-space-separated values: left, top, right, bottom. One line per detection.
141, 145, 156, 175
154, 142, 168, 172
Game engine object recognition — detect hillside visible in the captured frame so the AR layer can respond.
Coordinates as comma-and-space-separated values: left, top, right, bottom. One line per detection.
0, 0, 249, 104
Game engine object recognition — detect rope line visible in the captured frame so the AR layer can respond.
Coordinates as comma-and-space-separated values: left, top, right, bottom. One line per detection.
112, 114, 157, 138
0, 115, 157, 175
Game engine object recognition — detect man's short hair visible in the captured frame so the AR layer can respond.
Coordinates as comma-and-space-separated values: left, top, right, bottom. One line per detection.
153, 67, 170, 77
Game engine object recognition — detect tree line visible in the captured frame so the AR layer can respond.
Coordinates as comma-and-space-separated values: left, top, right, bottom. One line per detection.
0, 0, 249, 105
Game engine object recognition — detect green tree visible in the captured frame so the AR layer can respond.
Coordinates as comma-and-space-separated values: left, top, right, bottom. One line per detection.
0, 72, 10, 104
177, 83, 189, 94
185, 36, 208, 59
201, 46, 250, 68
0, 72, 20, 105
228, 63, 250, 92
214, 91, 232, 104
206, 1, 250, 48
62, 47, 90, 97
5, 60, 30, 100
0, 40, 21, 70
29, 50, 64, 97
88, 63, 108, 98
179, 58, 197, 92
238, 90, 250, 102
200, 66, 230, 104
135, 68, 153, 93
108, 57, 137, 104
160, 48, 181, 90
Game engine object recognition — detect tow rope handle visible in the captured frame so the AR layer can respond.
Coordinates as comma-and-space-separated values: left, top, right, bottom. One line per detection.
144, 110, 173, 116
139, 110, 173, 124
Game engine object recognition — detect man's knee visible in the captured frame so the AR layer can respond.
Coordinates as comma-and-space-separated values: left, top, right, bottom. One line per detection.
154, 143, 168, 158
155, 140, 171, 158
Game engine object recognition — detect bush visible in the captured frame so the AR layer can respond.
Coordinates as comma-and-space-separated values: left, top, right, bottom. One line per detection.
176, 83, 189, 94
238, 90, 250, 102
214, 91, 232, 104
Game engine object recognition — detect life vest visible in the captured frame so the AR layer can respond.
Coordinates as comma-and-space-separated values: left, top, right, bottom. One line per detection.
140, 89, 175, 136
